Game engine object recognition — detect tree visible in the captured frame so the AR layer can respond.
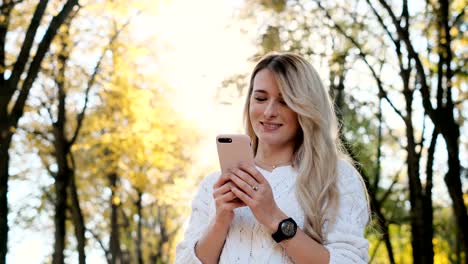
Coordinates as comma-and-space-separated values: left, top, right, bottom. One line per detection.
0, 1, 79, 262
311, 0, 467, 262
71, 35, 197, 263
37, 14, 125, 264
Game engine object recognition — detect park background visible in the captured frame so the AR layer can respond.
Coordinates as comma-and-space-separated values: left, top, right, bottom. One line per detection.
0, 0, 466, 263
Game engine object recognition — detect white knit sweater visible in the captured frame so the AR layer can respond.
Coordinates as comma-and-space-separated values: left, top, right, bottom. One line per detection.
175, 160, 370, 264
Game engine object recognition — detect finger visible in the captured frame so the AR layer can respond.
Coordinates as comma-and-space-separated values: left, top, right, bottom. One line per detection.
213, 173, 231, 188
230, 168, 259, 189
230, 186, 254, 207
231, 197, 243, 204
223, 201, 246, 212
217, 191, 246, 206
213, 182, 232, 197
229, 174, 255, 197
239, 163, 266, 184
216, 191, 237, 203
228, 201, 247, 209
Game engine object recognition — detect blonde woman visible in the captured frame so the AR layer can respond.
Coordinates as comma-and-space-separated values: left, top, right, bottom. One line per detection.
176, 52, 370, 264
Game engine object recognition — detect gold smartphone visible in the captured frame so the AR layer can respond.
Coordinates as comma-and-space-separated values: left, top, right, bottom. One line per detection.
216, 134, 254, 173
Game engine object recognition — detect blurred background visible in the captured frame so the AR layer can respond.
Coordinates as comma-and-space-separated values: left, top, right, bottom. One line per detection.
0, 0, 466, 263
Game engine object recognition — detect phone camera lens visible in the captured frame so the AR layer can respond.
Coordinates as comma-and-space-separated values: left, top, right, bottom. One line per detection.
218, 137, 232, 143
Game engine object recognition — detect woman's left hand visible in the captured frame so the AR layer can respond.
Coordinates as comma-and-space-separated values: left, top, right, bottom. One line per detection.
227, 163, 287, 233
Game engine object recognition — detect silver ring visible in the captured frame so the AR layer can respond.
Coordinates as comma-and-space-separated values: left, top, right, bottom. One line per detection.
253, 185, 259, 191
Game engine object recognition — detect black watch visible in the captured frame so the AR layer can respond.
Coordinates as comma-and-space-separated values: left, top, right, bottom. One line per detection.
271, 217, 297, 243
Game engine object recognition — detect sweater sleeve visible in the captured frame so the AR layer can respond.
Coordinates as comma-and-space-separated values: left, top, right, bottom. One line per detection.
175, 172, 219, 264
323, 160, 370, 264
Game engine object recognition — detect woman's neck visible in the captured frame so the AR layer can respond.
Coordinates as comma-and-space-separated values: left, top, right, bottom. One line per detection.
255, 142, 294, 170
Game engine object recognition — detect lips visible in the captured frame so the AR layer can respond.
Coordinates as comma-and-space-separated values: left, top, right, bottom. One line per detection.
260, 121, 282, 131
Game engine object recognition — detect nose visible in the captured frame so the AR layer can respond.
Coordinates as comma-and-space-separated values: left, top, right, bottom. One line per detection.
263, 100, 279, 118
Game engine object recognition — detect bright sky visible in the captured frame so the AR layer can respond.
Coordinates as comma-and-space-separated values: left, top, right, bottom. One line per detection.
149, 0, 256, 171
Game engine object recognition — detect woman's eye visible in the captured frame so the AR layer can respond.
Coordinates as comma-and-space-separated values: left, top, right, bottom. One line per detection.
254, 97, 267, 102
279, 100, 286, 105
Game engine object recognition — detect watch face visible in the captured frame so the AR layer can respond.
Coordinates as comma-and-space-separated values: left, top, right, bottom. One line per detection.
281, 221, 296, 237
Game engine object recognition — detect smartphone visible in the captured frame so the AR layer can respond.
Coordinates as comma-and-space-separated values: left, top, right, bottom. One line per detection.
216, 134, 255, 173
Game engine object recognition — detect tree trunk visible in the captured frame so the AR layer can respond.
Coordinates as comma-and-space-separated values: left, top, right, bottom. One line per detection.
0, 4, 14, 263
135, 190, 143, 264
109, 173, 121, 264
69, 171, 86, 264
56, 15, 86, 263
402, 70, 433, 263
0, 1, 78, 262
406, 140, 433, 264
52, 121, 71, 264
0, 135, 12, 264
443, 127, 468, 263
52, 169, 69, 264
438, 0, 468, 259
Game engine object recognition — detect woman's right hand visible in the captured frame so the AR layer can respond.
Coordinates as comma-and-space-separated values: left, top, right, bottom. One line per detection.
212, 172, 246, 226
194, 172, 246, 263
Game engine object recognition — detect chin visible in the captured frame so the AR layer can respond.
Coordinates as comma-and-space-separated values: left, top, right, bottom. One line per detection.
257, 134, 285, 146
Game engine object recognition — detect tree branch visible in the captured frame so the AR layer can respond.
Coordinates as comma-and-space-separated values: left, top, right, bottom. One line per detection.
316, 1, 405, 121
40, 100, 54, 124
38, 153, 57, 179
402, 0, 409, 31
364, 0, 398, 48
378, 170, 401, 204
23, 127, 53, 143
0, 0, 25, 8
7, 0, 49, 92
70, 13, 136, 146
87, 228, 110, 262
376, 0, 435, 120
10, 0, 79, 129
0, 1, 15, 88
40, 185, 55, 205
441, 0, 454, 110
425, 129, 438, 198
373, 94, 382, 191
416, 112, 426, 161
451, 6, 465, 27
369, 239, 383, 263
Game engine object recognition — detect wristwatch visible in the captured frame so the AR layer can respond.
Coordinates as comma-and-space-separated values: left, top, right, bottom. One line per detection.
271, 217, 297, 243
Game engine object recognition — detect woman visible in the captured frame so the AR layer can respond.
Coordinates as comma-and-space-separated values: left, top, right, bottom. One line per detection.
176, 52, 370, 264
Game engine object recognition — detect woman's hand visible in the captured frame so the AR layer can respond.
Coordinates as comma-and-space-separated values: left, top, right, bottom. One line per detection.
195, 173, 246, 264
228, 163, 287, 233
212, 172, 246, 227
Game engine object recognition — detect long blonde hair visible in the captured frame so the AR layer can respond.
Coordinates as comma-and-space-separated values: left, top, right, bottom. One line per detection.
244, 52, 350, 242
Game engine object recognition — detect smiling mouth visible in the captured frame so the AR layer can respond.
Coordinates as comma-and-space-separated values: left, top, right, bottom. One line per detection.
260, 122, 282, 130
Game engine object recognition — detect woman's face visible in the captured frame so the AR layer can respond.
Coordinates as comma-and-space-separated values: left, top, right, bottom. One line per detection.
249, 69, 300, 149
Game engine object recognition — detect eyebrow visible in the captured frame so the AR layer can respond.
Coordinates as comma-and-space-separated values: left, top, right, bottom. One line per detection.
253, 89, 282, 96
253, 89, 267, 94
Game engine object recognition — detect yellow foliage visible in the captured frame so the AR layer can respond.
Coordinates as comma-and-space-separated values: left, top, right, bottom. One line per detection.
112, 196, 121, 206
452, 0, 468, 11
73, 34, 198, 215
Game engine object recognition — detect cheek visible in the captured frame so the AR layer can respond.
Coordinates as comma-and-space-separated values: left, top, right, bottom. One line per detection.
287, 112, 300, 131
249, 103, 261, 120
